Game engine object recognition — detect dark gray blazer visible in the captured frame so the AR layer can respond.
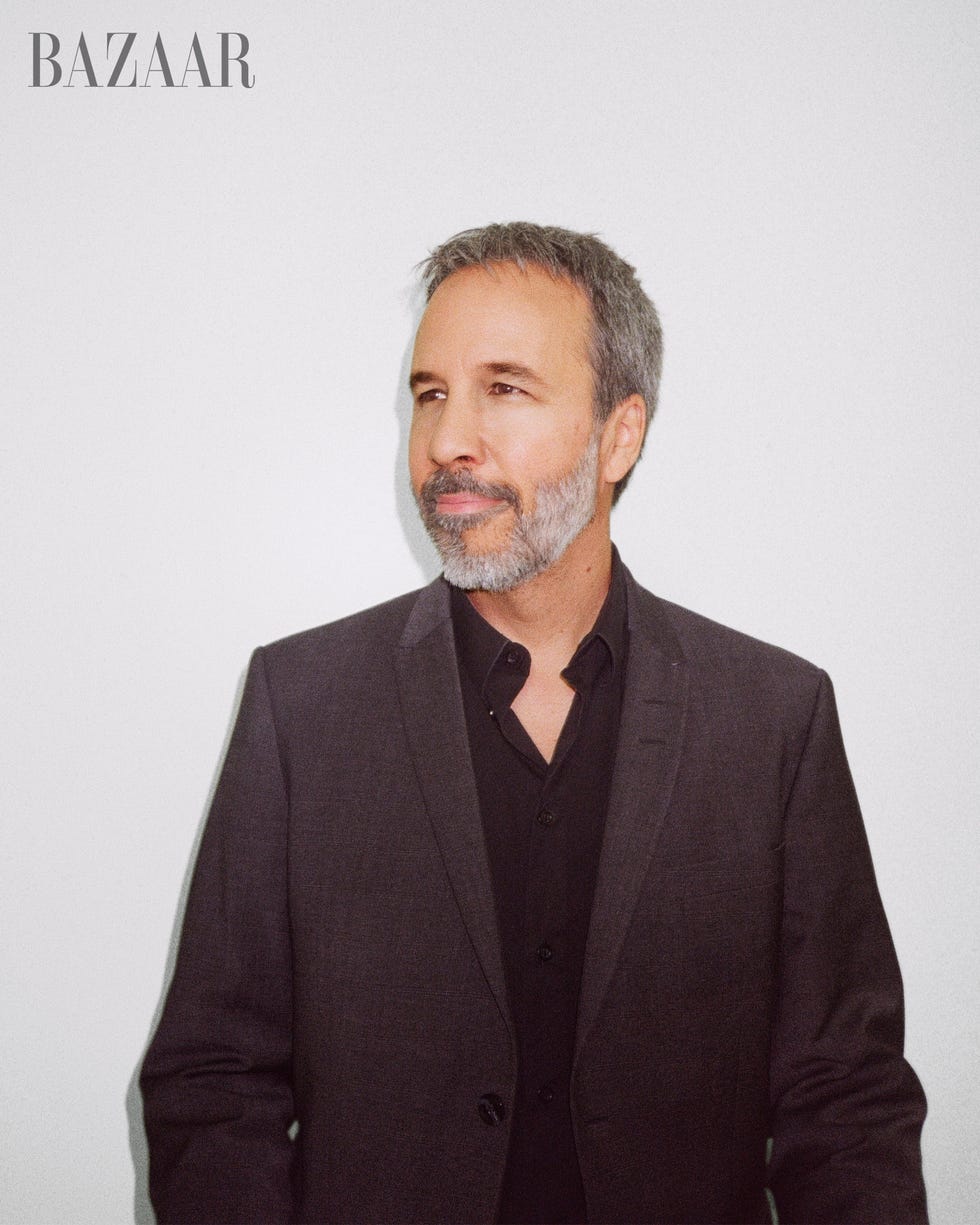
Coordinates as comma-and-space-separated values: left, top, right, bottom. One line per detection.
141, 565, 927, 1224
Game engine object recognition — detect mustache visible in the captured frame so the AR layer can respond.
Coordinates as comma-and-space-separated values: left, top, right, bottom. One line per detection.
419, 468, 521, 514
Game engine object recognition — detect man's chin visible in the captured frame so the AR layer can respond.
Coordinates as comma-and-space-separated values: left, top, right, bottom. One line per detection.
436, 541, 547, 594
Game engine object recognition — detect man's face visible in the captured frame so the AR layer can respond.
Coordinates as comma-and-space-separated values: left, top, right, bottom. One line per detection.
408, 261, 602, 592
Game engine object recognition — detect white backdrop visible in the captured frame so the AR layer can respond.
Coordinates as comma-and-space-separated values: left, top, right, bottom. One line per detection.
2, 3, 977, 1221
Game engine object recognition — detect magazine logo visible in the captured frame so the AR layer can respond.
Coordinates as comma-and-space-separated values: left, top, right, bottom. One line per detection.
30, 32, 255, 88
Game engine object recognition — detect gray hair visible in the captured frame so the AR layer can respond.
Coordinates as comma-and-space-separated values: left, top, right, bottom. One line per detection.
418, 221, 663, 502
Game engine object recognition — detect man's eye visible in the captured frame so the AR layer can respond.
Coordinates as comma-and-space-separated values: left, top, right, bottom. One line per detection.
489, 382, 523, 396
416, 388, 446, 405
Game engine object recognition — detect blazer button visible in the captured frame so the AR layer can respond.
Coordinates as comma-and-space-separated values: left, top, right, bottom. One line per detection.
477, 1093, 507, 1126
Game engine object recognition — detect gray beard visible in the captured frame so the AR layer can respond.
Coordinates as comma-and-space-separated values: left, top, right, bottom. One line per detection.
415, 429, 601, 593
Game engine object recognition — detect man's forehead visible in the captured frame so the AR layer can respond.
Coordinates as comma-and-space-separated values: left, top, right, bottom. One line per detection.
413, 261, 592, 365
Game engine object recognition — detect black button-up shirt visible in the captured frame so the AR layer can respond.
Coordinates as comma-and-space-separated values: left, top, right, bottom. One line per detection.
451, 554, 629, 1225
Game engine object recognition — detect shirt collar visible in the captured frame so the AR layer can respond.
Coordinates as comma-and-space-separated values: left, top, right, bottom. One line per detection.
450, 547, 629, 714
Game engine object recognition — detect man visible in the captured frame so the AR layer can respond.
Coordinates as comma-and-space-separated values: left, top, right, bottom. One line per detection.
141, 223, 927, 1223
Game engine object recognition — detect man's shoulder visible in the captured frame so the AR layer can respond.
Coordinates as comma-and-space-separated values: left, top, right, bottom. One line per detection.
625, 573, 826, 703
257, 580, 444, 676
662, 594, 821, 676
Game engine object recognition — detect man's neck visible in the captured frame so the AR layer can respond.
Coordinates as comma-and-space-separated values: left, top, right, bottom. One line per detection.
465, 528, 613, 671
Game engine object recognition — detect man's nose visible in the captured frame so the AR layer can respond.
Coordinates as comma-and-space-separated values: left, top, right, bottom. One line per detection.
426, 392, 485, 469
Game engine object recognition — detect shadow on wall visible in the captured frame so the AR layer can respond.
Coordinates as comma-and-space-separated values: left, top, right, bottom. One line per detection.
125, 667, 249, 1224
127, 1065, 153, 1224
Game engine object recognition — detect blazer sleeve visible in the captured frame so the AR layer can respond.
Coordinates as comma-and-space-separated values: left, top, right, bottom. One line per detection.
767, 671, 928, 1223
140, 649, 296, 1224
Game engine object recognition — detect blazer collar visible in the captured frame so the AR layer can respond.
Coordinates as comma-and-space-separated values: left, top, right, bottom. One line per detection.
574, 566, 689, 1062
394, 566, 690, 1065
395, 577, 515, 1048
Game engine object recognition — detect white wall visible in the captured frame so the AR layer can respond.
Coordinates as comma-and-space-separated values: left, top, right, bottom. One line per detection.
2, 2, 977, 1221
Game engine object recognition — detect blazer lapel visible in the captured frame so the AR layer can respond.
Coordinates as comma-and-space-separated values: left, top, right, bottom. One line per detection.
395, 578, 513, 1039
575, 573, 689, 1060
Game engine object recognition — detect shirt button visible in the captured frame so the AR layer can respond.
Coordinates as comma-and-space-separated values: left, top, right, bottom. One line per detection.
477, 1093, 507, 1126
506, 649, 519, 665
536, 943, 554, 962
536, 809, 557, 828
537, 1084, 555, 1104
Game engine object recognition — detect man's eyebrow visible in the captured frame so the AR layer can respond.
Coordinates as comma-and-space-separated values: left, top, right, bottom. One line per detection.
409, 369, 440, 392
481, 361, 545, 385
409, 362, 546, 391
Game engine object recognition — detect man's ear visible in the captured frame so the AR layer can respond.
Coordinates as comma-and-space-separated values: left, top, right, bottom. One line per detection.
600, 395, 647, 487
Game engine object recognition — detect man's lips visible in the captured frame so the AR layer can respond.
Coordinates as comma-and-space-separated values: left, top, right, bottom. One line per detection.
435, 493, 508, 516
